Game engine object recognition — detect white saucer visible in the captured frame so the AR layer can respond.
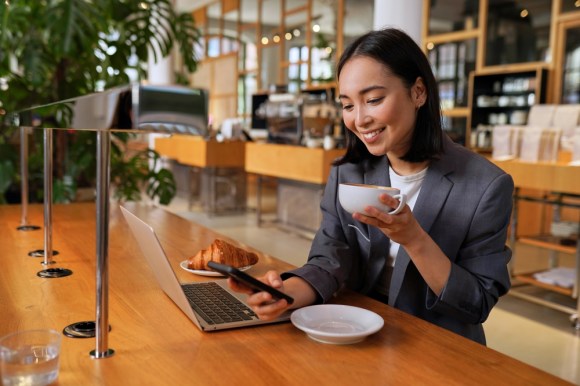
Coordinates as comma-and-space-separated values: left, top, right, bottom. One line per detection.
179, 260, 252, 277
291, 304, 384, 345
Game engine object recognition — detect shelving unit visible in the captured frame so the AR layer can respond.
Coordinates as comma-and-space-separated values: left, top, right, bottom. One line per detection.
469, 66, 548, 128
509, 189, 580, 328
468, 65, 549, 150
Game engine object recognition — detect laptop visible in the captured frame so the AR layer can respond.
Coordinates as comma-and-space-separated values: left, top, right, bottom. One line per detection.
119, 205, 291, 331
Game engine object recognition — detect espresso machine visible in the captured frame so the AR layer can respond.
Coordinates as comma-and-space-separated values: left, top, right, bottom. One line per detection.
255, 93, 302, 144
255, 91, 340, 146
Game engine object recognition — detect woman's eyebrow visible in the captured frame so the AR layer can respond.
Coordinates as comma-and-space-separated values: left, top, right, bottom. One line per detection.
338, 85, 386, 100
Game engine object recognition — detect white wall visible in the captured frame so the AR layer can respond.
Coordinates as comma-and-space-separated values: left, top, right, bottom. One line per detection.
373, 0, 423, 45
148, 54, 174, 85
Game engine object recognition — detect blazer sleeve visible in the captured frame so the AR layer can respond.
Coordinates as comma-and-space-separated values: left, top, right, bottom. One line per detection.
425, 172, 514, 324
281, 165, 360, 302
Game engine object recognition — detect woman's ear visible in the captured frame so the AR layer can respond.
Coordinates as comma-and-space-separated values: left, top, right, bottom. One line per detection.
412, 77, 427, 108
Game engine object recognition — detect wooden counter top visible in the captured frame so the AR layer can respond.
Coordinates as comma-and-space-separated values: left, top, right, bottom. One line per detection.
491, 159, 580, 195
0, 203, 572, 385
245, 142, 345, 184
155, 135, 245, 168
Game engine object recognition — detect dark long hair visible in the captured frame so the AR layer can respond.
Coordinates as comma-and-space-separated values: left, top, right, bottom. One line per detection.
334, 28, 443, 165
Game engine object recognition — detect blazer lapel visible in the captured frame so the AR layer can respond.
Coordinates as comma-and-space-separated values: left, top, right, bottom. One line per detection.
361, 156, 392, 293
388, 149, 454, 306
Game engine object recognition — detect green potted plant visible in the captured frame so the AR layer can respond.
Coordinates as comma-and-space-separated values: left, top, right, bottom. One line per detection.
0, 0, 201, 205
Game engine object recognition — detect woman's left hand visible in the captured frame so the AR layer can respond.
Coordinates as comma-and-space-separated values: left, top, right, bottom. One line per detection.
353, 193, 451, 296
352, 193, 425, 246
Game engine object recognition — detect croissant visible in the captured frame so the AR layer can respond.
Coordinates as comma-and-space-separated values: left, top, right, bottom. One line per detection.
187, 239, 259, 271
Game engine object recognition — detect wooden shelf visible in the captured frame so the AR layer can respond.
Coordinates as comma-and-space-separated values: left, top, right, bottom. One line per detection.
473, 147, 492, 155
441, 107, 470, 118
518, 235, 578, 255
514, 272, 574, 297
491, 159, 580, 195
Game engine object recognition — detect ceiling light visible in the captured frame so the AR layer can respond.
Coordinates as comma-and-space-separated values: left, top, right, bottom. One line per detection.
426, 42, 435, 50
520, 9, 528, 18
273, 34, 280, 43
261, 37, 269, 45
293, 29, 301, 37
312, 24, 320, 33
285, 32, 292, 40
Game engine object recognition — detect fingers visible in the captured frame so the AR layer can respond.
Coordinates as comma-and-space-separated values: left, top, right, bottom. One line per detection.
227, 277, 254, 295
353, 207, 396, 227
263, 270, 283, 288
227, 271, 290, 320
246, 292, 289, 321
353, 193, 407, 223
227, 270, 282, 294
378, 193, 400, 208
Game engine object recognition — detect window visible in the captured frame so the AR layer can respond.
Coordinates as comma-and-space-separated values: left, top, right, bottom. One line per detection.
428, 39, 477, 109
486, 0, 552, 66
428, 0, 479, 35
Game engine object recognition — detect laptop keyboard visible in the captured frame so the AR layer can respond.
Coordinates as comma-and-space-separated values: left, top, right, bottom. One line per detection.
182, 282, 258, 325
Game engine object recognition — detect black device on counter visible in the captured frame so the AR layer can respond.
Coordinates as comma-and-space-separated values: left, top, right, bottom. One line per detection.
250, 93, 269, 130
207, 261, 294, 304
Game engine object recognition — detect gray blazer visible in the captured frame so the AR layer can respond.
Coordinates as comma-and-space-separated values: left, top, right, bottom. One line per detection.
284, 135, 514, 344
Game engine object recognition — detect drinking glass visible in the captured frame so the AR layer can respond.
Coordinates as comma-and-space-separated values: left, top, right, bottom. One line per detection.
0, 329, 61, 386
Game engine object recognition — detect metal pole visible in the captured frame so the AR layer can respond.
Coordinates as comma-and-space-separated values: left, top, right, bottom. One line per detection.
36, 129, 69, 278
18, 127, 40, 231
42, 128, 55, 266
90, 130, 114, 359
20, 127, 29, 225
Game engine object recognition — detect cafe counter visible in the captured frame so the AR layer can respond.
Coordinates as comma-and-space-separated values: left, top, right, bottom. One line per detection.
245, 142, 345, 233
154, 135, 247, 215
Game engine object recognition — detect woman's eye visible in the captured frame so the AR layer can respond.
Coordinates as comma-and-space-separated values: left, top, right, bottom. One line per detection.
367, 97, 383, 105
342, 104, 353, 111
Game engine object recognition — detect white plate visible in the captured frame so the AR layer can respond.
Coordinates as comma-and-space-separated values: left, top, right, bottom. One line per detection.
291, 304, 384, 345
179, 260, 252, 277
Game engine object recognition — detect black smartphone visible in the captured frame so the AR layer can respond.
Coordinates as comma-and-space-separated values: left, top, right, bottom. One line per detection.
207, 261, 294, 304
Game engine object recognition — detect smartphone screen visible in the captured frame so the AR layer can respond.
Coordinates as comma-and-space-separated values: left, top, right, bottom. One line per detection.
207, 261, 294, 304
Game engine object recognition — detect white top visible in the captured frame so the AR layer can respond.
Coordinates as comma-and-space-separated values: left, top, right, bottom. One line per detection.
374, 165, 428, 297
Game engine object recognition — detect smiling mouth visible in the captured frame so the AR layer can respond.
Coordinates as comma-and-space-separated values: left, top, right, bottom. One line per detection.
361, 128, 385, 140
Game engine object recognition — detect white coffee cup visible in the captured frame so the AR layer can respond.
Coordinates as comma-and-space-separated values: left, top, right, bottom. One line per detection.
338, 183, 407, 215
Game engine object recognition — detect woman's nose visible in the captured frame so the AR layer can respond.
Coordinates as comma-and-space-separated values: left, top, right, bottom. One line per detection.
354, 107, 372, 128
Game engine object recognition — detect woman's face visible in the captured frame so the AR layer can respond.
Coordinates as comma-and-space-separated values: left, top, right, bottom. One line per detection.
338, 56, 425, 158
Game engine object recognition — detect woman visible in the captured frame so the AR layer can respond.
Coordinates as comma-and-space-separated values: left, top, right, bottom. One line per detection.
231, 28, 514, 345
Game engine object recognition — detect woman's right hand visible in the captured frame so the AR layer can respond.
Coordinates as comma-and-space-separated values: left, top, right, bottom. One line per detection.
227, 270, 292, 321
228, 271, 318, 321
